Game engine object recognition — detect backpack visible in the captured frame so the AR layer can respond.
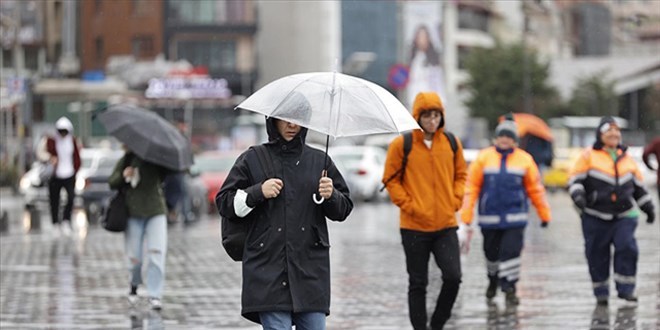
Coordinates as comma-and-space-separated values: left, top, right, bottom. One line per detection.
221, 145, 274, 262
381, 131, 458, 191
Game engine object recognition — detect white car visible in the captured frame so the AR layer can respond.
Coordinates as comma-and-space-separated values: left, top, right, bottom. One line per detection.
329, 145, 388, 202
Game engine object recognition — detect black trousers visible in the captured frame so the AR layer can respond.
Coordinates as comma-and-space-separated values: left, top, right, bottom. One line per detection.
48, 176, 75, 224
401, 228, 462, 330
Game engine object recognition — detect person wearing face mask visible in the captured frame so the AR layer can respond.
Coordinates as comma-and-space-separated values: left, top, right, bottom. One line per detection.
382, 92, 467, 330
568, 116, 655, 306
216, 95, 353, 329
460, 113, 551, 307
37, 117, 81, 237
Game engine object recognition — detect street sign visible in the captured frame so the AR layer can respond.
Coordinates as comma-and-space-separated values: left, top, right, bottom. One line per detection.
387, 64, 409, 90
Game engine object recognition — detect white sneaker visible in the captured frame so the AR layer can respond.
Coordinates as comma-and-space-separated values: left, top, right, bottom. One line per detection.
148, 297, 162, 310
60, 221, 72, 237
51, 223, 61, 238
128, 293, 139, 306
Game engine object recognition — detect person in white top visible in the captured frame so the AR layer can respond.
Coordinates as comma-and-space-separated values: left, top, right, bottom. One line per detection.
37, 117, 81, 236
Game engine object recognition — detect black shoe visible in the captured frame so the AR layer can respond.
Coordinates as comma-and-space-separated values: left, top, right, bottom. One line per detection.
617, 293, 638, 306
596, 296, 608, 306
486, 280, 497, 299
505, 289, 519, 306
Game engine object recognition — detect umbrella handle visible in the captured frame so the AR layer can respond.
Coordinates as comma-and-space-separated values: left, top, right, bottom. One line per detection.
313, 193, 325, 204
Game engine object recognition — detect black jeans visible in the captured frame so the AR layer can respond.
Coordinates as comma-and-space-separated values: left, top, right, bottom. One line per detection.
401, 228, 462, 330
48, 176, 75, 224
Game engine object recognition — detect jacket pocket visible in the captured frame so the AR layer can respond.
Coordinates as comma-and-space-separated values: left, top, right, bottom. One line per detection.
312, 225, 330, 248
247, 225, 271, 251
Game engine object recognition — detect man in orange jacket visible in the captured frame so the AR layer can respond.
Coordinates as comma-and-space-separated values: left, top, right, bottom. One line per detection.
382, 92, 467, 330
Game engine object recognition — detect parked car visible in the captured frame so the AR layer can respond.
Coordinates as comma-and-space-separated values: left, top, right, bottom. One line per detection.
190, 151, 242, 212
328, 145, 388, 202
76, 148, 125, 223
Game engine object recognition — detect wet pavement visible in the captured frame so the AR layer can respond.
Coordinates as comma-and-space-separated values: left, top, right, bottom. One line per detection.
1, 189, 659, 329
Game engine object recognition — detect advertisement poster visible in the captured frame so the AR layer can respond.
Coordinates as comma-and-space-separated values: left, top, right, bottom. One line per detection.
404, 1, 445, 107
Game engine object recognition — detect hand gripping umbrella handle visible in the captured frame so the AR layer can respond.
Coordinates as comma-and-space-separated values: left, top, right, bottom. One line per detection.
313, 193, 324, 204
313, 135, 330, 205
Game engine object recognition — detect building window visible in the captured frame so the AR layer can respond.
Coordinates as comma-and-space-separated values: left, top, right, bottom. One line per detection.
458, 7, 489, 32
132, 35, 154, 57
2, 49, 11, 68
458, 46, 478, 70
95, 37, 104, 64
132, 0, 149, 15
176, 39, 236, 72
95, 0, 102, 15
168, 0, 249, 24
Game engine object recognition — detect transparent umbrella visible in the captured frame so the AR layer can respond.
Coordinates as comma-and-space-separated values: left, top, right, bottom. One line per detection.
237, 72, 419, 138
236, 71, 419, 203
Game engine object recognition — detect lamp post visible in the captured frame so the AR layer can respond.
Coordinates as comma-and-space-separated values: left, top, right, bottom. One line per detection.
522, 4, 533, 115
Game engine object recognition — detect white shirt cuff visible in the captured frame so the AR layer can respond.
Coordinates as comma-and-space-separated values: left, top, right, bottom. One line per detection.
233, 189, 255, 218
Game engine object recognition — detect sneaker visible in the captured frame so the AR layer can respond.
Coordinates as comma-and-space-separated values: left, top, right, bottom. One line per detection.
51, 223, 61, 238
596, 296, 608, 306
149, 297, 162, 310
486, 280, 498, 299
617, 293, 638, 306
128, 293, 139, 306
505, 289, 519, 306
60, 221, 72, 237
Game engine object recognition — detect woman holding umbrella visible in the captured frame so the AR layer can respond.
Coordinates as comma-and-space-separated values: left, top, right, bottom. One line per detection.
99, 105, 193, 311
108, 148, 172, 310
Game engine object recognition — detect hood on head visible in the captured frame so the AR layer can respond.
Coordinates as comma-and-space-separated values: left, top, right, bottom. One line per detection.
55, 116, 74, 132
265, 117, 308, 144
266, 91, 311, 143
412, 92, 445, 129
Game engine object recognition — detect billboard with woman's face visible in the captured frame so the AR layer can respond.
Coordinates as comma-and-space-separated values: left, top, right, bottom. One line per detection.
404, 1, 445, 107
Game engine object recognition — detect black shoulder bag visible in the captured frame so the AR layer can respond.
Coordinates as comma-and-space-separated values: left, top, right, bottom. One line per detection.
221, 145, 274, 262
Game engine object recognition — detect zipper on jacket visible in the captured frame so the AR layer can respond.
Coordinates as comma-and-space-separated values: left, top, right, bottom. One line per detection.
612, 151, 622, 203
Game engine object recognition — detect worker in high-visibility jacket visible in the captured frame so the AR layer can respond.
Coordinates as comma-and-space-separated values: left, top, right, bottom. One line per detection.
460, 115, 551, 306
568, 116, 655, 306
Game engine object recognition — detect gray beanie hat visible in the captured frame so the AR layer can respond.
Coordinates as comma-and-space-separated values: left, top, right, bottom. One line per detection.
495, 118, 519, 142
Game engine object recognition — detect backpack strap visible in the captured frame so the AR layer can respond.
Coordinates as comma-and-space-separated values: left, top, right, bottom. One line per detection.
443, 131, 458, 160
400, 132, 413, 182
381, 132, 412, 191
250, 145, 274, 179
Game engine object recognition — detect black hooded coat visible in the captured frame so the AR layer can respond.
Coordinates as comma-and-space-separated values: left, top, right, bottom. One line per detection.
216, 117, 353, 323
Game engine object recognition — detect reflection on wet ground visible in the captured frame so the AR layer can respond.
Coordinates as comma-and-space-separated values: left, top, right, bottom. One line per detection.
0, 191, 658, 329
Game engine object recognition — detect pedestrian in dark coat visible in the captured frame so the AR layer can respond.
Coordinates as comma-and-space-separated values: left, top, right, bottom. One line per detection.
216, 115, 353, 329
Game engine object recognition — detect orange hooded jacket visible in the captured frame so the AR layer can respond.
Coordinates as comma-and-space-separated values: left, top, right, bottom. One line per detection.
382, 92, 468, 232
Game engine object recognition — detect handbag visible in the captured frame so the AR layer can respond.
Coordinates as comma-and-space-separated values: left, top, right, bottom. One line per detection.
102, 188, 129, 232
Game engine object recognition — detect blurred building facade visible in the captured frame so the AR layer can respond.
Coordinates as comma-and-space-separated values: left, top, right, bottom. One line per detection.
255, 1, 341, 89
2, 0, 658, 173
79, 0, 163, 72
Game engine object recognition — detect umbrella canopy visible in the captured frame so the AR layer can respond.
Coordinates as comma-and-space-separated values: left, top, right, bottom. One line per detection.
236, 72, 420, 138
97, 105, 193, 171
499, 112, 553, 142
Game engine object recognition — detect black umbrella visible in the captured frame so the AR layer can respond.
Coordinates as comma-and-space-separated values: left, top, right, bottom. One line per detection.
97, 105, 193, 171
